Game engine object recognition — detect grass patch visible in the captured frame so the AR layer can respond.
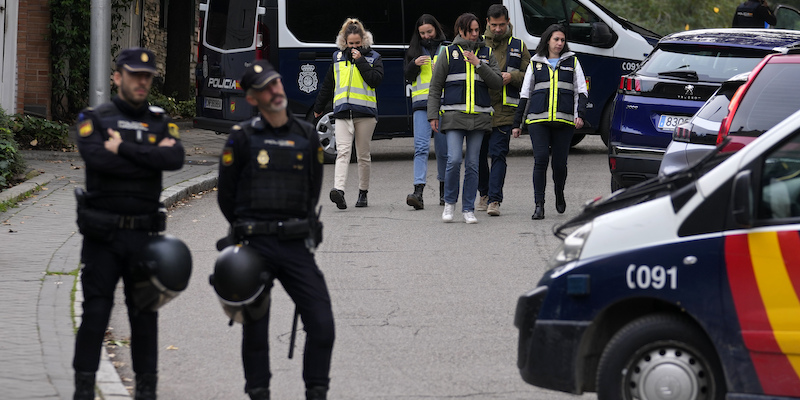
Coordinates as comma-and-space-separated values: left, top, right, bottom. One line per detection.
0, 184, 44, 212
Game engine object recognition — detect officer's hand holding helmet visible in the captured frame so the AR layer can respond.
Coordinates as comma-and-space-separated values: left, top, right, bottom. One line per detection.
133, 234, 193, 312
209, 244, 274, 325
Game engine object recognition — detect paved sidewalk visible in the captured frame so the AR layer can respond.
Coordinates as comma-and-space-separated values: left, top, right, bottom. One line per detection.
0, 124, 227, 399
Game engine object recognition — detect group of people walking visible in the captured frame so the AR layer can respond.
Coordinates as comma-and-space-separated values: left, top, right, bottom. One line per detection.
315, 5, 588, 223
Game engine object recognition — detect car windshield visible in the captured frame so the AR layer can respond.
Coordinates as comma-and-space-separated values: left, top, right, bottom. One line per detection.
637, 44, 768, 82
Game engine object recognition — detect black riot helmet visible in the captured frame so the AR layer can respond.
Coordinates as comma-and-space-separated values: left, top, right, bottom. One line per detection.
209, 245, 273, 324
133, 234, 193, 312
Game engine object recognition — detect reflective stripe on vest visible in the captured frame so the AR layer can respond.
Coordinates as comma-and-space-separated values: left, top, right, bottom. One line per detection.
332, 50, 378, 116
525, 56, 576, 126
503, 37, 524, 107
441, 44, 493, 115
411, 47, 440, 108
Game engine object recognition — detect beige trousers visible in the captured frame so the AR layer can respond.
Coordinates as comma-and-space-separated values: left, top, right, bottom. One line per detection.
333, 117, 376, 191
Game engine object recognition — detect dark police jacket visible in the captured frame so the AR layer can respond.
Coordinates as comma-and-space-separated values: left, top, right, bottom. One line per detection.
732, 0, 777, 27
217, 112, 323, 224
75, 96, 185, 215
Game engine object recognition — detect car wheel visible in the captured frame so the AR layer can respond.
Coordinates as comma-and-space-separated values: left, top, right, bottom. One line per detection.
570, 133, 586, 147
314, 111, 337, 164
596, 314, 725, 400
599, 103, 612, 148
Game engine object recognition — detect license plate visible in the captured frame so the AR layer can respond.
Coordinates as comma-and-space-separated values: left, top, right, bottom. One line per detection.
658, 115, 690, 131
204, 97, 223, 110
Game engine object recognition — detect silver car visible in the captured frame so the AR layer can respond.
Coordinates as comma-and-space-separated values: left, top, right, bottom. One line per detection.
658, 72, 749, 176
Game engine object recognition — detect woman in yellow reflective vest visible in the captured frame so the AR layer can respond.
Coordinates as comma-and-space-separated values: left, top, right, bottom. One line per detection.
314, 18, 384, 210
427, 13, 503, 224
405, 14, 448, 210
512, 24, 588, 220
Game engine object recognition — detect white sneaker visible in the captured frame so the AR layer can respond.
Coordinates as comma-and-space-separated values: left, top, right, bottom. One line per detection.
442, 203, 455, 222
463, 211, 478, 224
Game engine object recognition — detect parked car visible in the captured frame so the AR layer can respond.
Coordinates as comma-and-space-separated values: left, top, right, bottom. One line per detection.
515, 108, 800, 399
717, 51, 800, 153
658, 72, 749, 176
608, 28, 800, 191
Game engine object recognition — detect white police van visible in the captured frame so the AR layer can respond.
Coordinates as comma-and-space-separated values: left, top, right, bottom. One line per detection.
194, 0, 660, 160
514, 110, 800, 398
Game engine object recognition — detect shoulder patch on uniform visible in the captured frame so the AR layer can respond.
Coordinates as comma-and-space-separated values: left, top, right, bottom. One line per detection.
168, 123, 180, 139
79, 120, 94, 137
222, 147, 234, 166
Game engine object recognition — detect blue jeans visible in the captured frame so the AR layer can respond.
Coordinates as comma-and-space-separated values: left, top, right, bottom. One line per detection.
478, 125, 512, 203
528, 123, 574, 204
413, 110, 448, 184
444, 129, 484, 212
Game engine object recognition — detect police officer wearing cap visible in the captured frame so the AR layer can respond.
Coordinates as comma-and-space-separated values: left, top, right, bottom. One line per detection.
217, 60, 334, 400
72, 47, 185, 400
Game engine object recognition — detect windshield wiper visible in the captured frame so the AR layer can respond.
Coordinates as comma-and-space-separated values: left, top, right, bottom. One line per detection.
657, 70, 699, 81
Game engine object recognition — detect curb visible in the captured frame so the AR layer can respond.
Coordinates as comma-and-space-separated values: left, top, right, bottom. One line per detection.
0, 171, 53, 205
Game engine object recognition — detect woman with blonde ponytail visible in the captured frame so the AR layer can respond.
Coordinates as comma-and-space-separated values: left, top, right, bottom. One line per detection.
314, 18, 384, 210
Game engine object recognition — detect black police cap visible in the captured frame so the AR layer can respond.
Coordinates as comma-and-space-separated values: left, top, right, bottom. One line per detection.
241, 60, 281, 91
116, 47, 157, 74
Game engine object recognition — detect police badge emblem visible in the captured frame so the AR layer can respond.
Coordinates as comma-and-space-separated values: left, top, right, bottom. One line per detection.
257, 149, 270, 168
298, 64, 319, 94
452, 50, 459, 60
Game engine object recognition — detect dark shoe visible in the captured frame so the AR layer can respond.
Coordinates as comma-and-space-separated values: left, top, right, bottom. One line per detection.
406, 184, 425, 210
439, 181, 445, 206
306, 386, 328, 400
73, 372, 96, 400
134, 373, 157, 400
532, 204, 545, 220
555, 190, 566, 214
355, 189, 368, 207
248, 387, 270, 400
330, 188, 346, 209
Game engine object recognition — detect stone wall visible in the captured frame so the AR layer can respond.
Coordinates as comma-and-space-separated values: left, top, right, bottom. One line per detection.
142, 0, 168, 78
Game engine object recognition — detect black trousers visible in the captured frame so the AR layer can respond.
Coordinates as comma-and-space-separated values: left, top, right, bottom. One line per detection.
528, 122, 574, 205
242, 236, 335, 392
73, 230, 158, 374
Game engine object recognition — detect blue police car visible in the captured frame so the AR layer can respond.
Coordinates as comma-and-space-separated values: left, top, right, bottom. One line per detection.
608, 28, 800, 191
515, 109, 800, 399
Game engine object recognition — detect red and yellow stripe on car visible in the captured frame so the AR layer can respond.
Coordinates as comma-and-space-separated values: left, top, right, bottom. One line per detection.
726, 230, 800, 396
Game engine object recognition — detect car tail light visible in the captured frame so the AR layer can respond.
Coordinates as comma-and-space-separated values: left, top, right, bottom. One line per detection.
618, 76, 641, 93
716, 84, 747, 145
609, 156, 617, 171
673, 125, 691, 142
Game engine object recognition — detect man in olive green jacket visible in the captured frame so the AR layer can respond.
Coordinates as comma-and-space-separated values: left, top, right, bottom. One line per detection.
478, 4, 531, 216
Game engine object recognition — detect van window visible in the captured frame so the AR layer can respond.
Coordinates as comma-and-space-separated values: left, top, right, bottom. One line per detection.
759, 131, 800, 219
205, 0, 259, 51
519, 0, 600, 45
729, 63, 800, 138
285, 1, 500, 45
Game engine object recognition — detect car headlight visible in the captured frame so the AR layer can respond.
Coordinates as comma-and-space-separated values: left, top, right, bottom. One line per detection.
548, 222, 593, 277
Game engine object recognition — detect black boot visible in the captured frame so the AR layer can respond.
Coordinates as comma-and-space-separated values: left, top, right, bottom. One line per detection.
306, 386, 328, 400
134, 373, 157, 400
439, 181, 445, 206
247, 387, 270, 400
406, 184, 425, 210
330, 188, 346, 209
355, 189, 368, 207
555, 189, 566, 214
532, 203, 545, 220
73, 372, 95, 400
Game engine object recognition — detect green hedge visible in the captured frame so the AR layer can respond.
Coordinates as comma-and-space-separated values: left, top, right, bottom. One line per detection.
0, 108, 25, 189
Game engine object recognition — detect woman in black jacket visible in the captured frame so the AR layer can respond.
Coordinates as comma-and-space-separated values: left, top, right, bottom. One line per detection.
404, 14, 448, 210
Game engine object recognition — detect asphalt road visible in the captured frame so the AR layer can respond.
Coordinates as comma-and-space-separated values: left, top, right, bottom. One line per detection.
106, 133, 609, 399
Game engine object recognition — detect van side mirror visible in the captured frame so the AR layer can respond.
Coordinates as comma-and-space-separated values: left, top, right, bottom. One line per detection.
731, 170, 753, 228
591, 22, 614, 47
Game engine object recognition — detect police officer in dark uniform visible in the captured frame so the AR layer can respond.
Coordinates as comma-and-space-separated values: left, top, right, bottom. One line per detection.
733, 0, 777, 27
217, 60, 334, 400
72, 47, 185, 400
